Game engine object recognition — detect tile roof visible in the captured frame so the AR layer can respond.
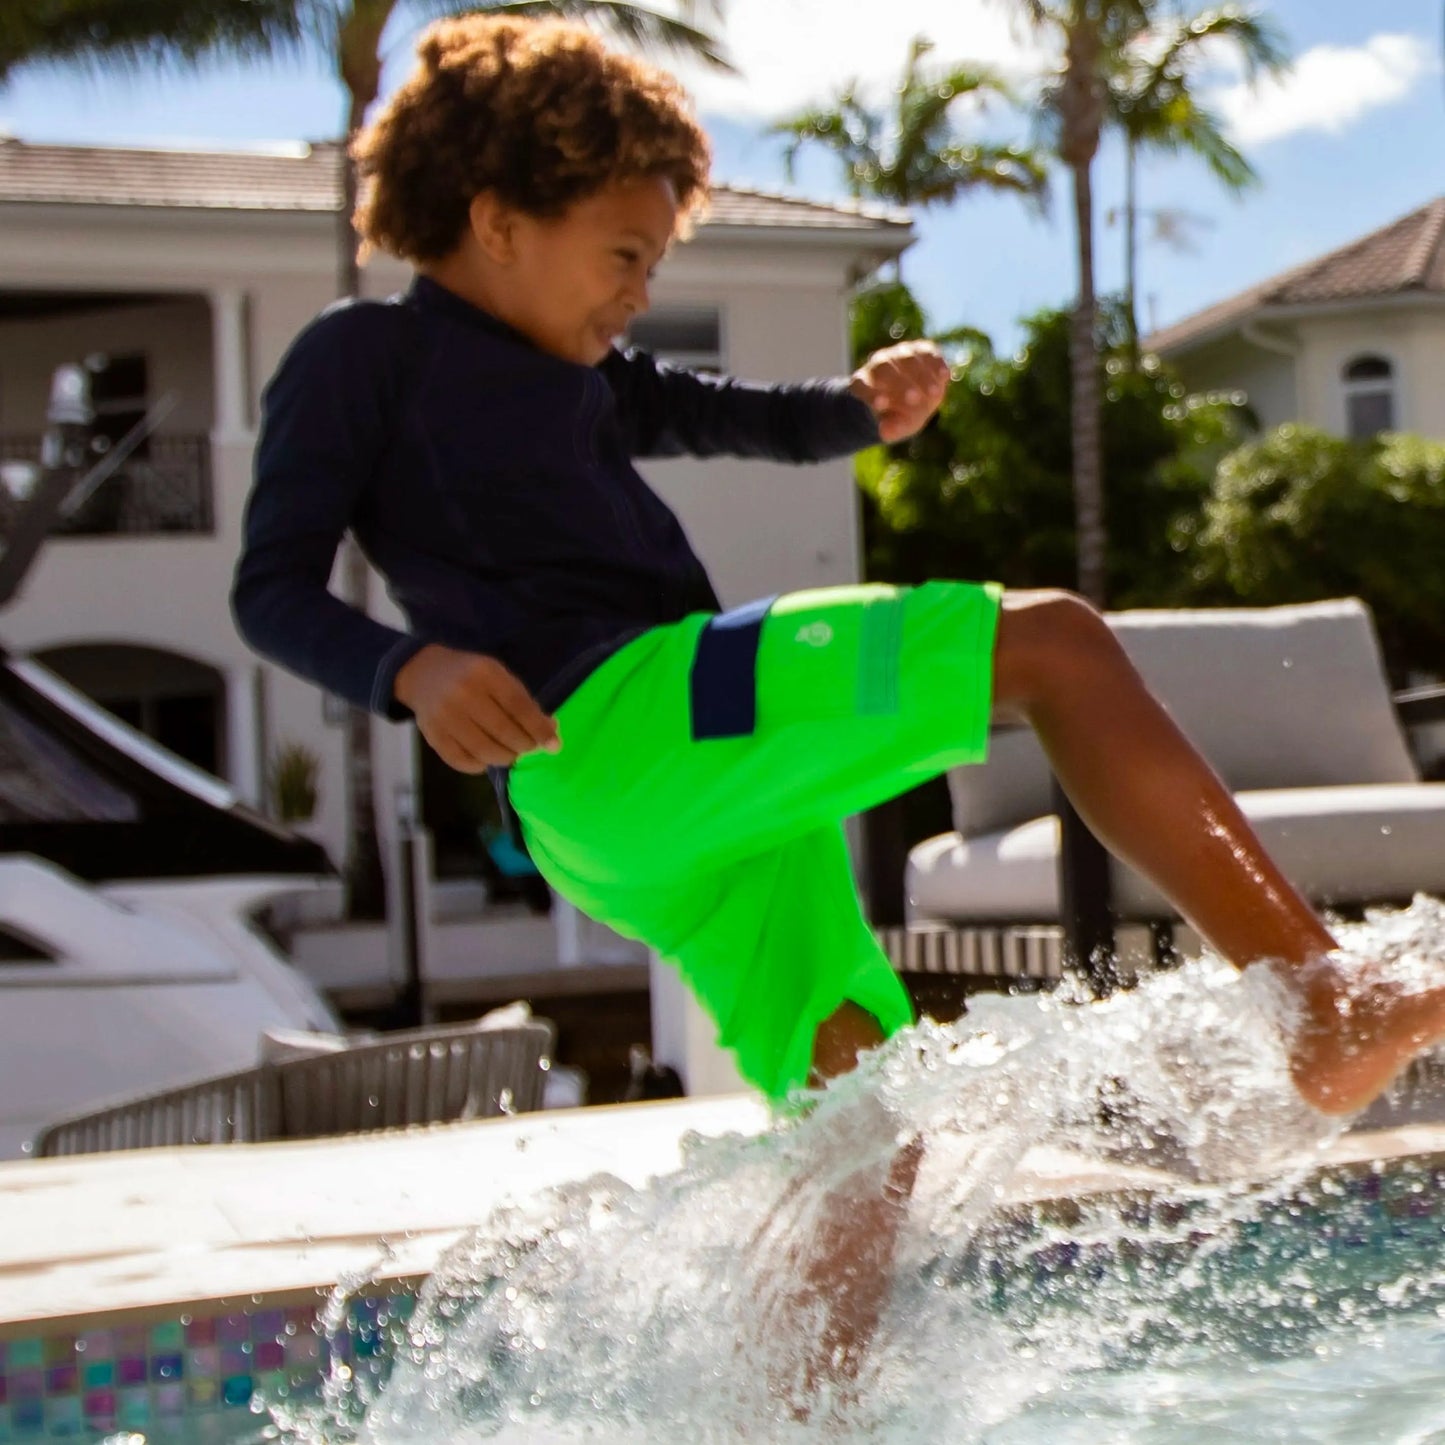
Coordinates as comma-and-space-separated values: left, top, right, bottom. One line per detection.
1147, 198, 1445, 354
0, 136, 910, 235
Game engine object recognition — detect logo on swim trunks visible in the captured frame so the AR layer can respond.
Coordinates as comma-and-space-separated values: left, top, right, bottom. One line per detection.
795, 621, 833, 647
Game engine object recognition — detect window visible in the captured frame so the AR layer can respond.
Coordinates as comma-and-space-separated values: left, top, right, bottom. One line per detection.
1342, 354, 1396, 440
625, 307, 723, 372
88, 351, 150, 456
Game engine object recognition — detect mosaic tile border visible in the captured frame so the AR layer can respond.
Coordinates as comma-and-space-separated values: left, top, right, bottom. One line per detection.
0, 1293, 413, 1442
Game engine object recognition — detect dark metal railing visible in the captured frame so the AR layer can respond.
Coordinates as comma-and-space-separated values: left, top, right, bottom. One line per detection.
0, 432, 213, 536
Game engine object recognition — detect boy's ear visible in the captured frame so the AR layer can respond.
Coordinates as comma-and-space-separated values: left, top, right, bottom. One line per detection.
468, 192, 516, 264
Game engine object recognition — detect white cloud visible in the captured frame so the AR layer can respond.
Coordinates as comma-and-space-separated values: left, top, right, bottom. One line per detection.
1212, 33, 1435, 146
666, 0, 1056, 121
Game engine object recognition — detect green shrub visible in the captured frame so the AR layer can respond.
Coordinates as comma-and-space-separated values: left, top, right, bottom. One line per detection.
1198, 425, 1445, 676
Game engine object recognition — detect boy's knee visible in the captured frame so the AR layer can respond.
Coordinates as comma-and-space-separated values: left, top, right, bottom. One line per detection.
993, 588, 1124, 714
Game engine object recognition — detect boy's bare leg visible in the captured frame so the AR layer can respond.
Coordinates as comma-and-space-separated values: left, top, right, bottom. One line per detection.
994, 590, 1445, 1115
798, 1004, 923, 1388
756, 587, 1445, 1408
754, 1003, 922, 1413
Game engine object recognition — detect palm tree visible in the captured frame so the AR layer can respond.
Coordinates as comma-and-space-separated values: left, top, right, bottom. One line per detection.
1109, 6, 1288, 359
8, 0, 731, 920
1008, 0, 1284, 604
771, 35, 1047, 249
1006, 0, 1161, 606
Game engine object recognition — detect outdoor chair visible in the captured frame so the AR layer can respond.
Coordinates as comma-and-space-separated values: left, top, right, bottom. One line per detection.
889, 598, 1445, 990
31, 1016, 555, 1158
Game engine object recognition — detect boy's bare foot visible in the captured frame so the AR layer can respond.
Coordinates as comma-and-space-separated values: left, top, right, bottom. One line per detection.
1282, 954, 1445, 1116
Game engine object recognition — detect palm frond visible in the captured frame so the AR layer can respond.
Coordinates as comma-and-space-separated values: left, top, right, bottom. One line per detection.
770, 105, 872, 188
0, 0, 315, 81
770, 82, 882, 195
1151, 94, 1255, 187
485, 0, 734, 70
905, 141, 1049, 207
896, 61, 1017, 147
1145, 5, 1288, 89
890, 46, 1031, 203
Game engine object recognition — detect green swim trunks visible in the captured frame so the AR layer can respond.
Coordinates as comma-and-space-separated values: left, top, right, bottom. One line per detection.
508, 580, 1002, 1100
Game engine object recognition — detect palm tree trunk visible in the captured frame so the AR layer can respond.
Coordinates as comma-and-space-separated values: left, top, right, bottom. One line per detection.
337, 23, 387, 920
1058, 7, 1108, 607
1070, 155, 1107, 606
1123, 136, 1139, 367
338, 113, 362, 299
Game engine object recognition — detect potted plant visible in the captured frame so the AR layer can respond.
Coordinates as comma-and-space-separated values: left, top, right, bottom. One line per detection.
269, 740, 321, 825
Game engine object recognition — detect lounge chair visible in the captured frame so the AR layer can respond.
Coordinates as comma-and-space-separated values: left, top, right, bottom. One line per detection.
32, 1016, 556, 1158
887, 598, 1445, 989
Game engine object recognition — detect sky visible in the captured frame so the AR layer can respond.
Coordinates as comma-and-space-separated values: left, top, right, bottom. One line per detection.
1, 0, 1441, 352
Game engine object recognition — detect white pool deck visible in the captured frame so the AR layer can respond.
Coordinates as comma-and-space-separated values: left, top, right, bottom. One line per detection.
4, 1093, 1445, 1339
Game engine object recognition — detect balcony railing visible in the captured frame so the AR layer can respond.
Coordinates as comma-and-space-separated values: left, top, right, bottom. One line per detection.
0, 433, 214, 537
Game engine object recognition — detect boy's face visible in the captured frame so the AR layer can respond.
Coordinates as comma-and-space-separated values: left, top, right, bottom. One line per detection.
482, 175, 679, 367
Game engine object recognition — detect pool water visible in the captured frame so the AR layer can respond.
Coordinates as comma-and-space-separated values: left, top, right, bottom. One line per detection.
49, 1152, 1445, 1445
32, 899, 1445, 1442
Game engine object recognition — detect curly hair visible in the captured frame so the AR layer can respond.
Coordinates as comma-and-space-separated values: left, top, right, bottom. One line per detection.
351, 15, 712, 265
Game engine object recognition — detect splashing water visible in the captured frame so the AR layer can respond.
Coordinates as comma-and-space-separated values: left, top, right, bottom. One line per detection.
274, 897, 1445, 1444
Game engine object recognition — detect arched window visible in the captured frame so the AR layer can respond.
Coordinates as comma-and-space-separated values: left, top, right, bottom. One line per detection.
1342, 354, 1396, 439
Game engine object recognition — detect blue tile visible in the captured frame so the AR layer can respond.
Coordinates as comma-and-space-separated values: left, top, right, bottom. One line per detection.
221, 1375, 253, 1408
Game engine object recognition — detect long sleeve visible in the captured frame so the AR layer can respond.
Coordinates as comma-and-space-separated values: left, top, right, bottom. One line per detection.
602, 348, 881, 463
231, 303, 425, 720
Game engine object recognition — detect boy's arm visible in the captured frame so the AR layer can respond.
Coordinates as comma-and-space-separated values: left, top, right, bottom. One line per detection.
604, 348, 880, 462
605, 339, 950, 460
230, 305, 425, 721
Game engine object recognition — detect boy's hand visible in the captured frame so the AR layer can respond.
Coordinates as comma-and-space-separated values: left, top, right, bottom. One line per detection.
394, 644, 560, 772
849, 340, 951, 442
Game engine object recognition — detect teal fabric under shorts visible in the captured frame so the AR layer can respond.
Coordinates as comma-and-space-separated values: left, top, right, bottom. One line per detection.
508, 580, 1002, 1100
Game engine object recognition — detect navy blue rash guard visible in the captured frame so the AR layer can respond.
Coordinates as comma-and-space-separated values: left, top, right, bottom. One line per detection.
232, 274, 880, 720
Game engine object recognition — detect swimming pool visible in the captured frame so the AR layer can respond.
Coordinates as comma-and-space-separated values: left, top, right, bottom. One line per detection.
7, 899, 1445, 1442
11, 1142, 1443, 1443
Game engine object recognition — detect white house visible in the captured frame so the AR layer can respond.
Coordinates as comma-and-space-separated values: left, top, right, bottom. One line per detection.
0, 136, 911, 886
1146, 196, 1445, 780
1146, 196, 1445, 442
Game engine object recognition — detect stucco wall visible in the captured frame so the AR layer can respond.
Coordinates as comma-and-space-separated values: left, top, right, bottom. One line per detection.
1161, 302, 1445, 443
636, 249, 861, 606
1295, 306, 1445, 441
1159, 332, 1297, 433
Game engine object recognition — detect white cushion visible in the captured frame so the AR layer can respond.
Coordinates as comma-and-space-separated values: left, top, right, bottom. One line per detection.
950, 599, 1418, 839
908, 783, 1445, 925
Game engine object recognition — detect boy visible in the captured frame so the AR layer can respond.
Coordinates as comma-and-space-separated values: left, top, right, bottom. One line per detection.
235, 11, 1445, 1390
